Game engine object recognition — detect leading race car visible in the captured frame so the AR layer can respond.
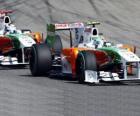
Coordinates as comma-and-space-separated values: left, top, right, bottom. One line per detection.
29, 21, 140, 84
0, 10, 43, 65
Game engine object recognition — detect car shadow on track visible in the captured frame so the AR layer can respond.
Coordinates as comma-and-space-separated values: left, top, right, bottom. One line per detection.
66, 81, 140, 86
21, 74, 77, 81
0, 65, 28, 70
44, 75, 140, 86
49, 75, 140, 86
20, 74, 140, 86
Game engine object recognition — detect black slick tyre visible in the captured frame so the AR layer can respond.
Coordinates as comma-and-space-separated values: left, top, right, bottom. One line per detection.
29, 43, 52, 76
53, 35, 62, 54
76, 51, 97, 84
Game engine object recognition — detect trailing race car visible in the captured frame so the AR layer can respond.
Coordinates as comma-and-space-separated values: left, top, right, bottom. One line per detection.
0, 10, 43, 65
29, 21, 140, 84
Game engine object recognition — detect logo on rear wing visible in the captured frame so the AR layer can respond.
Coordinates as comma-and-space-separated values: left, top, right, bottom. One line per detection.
55, 22, 84, 30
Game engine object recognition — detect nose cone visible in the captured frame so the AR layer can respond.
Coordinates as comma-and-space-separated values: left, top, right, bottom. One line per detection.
119, 50, 140, 62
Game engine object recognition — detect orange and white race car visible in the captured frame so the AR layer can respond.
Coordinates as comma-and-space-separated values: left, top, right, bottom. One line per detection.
29, 21, 140, 84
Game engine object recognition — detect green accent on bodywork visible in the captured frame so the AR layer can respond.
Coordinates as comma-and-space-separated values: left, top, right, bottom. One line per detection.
47, 24, 55, 32
46, 24, 56, 47
98, 47, 121, 64
45, 35, 56, 47
6, 35, 20, 49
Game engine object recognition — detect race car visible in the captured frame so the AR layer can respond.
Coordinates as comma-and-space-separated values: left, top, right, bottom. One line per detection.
29, 21, 140, 84
0, 10, 43, 65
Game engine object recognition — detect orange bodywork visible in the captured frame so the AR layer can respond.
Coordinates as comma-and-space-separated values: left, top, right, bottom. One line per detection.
121, 44, 136, 74
0, 36, 13, 53
62, 47, 87, 76
121, 44, 136, 53
62, 47, 109, 77
30, 32, 43, 43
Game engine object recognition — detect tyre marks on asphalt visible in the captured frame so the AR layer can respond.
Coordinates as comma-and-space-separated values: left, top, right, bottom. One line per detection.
1, 0, 140, 53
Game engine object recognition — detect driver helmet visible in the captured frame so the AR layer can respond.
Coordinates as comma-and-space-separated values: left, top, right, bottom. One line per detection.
90, 36, 104, 48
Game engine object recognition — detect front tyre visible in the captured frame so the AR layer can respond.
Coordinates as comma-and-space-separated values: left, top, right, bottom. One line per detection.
29, 43, 52, 76
76, 51, 97, 84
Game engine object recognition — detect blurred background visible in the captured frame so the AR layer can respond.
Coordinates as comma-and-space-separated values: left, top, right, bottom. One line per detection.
1, 0, 140, 53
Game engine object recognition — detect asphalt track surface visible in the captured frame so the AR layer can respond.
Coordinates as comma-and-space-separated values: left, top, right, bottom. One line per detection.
1, 66, 140, 116
1, 0, 140, 116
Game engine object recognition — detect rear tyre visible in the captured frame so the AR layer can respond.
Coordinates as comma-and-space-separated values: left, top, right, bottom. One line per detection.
76, 51, 97, 83
29, 43, 52, 76
53, 35, 62, 54
46, 35, 62, 54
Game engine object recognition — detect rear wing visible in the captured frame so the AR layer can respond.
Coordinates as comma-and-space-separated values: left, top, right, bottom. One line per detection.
47, 21, 100, 32
47, 22, 85, 48
0, 10, 13, 17
46, 21, 100, 47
